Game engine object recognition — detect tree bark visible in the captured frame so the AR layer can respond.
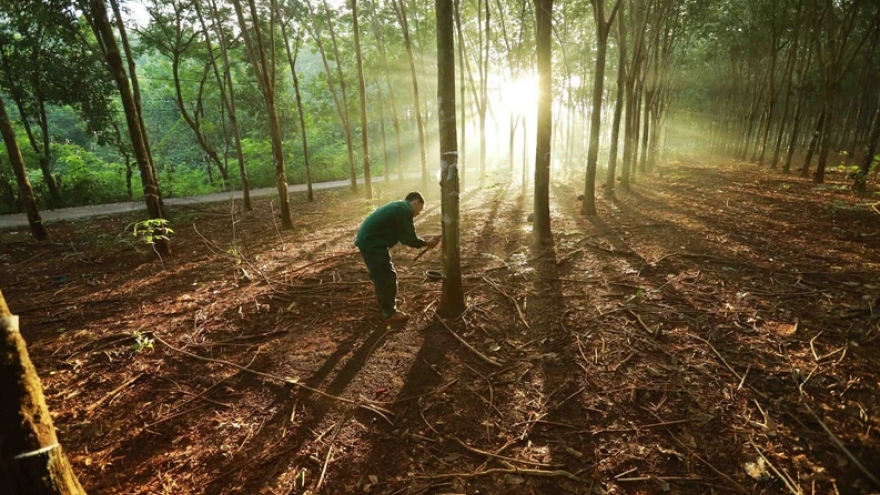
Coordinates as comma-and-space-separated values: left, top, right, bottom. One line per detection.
232, 0, 293, 229
533, 0, 553, 244
582, 0, 621, 215
279, 20, 314, 202
853, 88, 880, 192
0, 289, 86, 495
352, 0, 372, 199
204, 0, 251, 210
605, 2, 627, 196
89, 0, 168, 255
0, 98, 47, 241
436, 0, 465, 316
109, 0, 163, 211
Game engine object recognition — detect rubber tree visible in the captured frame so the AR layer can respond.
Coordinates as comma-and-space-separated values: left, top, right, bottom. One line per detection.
108, 0, 164, 212
0, 97, 47, 241
533, 0, 553, 245
853, 85, 880, 192
581, 0, 622, 216
368, 6, 405, 181
304, 0, 357, 193
86, 0, 169, 256
436, 0, 465, 317
231, 0, 293, 229
393, 0, 429, 192
197, 0, 252, 210
0, 289, 86, 495
279, 15, 314, 202
605, 2, 627, 196
352, 0, 373, 199
138, 0, 230, 185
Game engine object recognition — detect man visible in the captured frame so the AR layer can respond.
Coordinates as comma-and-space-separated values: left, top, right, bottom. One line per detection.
355, 192, 441, 323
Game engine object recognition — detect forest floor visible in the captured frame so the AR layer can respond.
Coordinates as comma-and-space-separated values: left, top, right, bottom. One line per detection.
2, 157, 880, 495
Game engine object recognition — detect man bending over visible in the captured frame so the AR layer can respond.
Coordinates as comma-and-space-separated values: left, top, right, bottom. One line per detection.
355, 192, 441, 323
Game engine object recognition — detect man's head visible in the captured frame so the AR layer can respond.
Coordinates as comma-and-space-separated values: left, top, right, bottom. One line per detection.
405, 191, 425, 216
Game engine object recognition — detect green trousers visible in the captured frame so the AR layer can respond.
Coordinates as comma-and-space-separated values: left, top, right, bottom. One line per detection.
358, 246, 398, 317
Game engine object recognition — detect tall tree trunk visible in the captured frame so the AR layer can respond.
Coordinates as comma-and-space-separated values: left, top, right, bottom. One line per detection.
853, 87, 880, 192
0, 98, 47, 241
279, 21, 314, 202
376, 83, 390, 183
320, 0, 358, 192
233, 0, 293, 229
394, 0, 429, 191
436, 0, 464, 316
204, 0, 251, 210
369, 12, 405, 181
352, 0, 372, 199
0, 51, 61, 205
605, 2, 627, 196
109, 0, 163, 211
454, 0, 467, 190
582, 0, 622, 215
89, 0, 168, 255
801, 109, 826, 178
0, 289, 86, 495
533, 0, 553, 244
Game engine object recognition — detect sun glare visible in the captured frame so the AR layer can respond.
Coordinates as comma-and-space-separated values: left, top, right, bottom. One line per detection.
500, 76, 539, 116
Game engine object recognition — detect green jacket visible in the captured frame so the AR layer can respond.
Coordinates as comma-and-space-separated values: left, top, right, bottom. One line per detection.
355, 200, 426, 249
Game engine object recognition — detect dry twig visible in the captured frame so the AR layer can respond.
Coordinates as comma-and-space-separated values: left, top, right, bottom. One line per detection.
435, 315, 503, 367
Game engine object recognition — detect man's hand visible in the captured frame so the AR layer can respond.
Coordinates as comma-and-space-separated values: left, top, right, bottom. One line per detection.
425, 235, 442, 249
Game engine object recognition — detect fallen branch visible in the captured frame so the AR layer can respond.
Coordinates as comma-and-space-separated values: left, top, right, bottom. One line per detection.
451, 437, 562, 468
483, 276, 530, 329
85, 373, 144, 412
410, 466, 584, 482
434, 315, 503, 368
796, 383, 880, 488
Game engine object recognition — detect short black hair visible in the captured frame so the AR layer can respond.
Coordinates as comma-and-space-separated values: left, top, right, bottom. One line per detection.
405, 191, 424, 203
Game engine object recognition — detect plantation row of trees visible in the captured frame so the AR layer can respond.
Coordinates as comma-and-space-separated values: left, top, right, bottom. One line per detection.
1, 0, 879, 240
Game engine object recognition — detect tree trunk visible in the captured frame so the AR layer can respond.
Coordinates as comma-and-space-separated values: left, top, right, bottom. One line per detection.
352, 0, 372, 199
319, 0, 358, 193
454, 0, 467, 190
853, 88, 880, 192
801, 109, 826, 178
89, 0, 168, 255
0, 51, 61, 205
0, 98, 47, 241
376, 84, 390, 183
582, 0, 621, 215
605, 2, 627, 197
233, 0, 293, 229
204, 0, 251, 210
279, 21, 314, 202
533, 0, 553, 244
109, 0, 163, 212
0, 289, 86, 495
369, 12, 405, 181
394, 0, 429, 192
436, 0, 465, 316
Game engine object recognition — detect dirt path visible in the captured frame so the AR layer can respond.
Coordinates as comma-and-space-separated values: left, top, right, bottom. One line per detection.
2, 158, 879, 495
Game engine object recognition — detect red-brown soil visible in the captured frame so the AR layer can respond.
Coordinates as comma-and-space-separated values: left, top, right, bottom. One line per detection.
2, 157, 879, 495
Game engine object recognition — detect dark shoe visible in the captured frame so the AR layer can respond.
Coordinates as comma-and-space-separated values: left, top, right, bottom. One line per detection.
384, 311, 410, 324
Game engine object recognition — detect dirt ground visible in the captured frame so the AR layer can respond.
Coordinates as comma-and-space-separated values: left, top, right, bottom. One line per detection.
2, 157, 879, 495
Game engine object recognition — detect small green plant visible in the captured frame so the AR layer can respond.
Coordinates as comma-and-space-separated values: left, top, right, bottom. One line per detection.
130, 218, 173, 245
626, 288, 645, 303
131, 331, 154, 353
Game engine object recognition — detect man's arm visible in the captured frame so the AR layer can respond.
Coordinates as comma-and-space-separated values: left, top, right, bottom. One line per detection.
397, 208, 426, 248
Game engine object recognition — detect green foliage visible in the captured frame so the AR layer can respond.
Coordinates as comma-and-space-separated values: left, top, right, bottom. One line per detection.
130, 218, 174, 245
53, 144, 130, 205
131, 331, 154, 353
